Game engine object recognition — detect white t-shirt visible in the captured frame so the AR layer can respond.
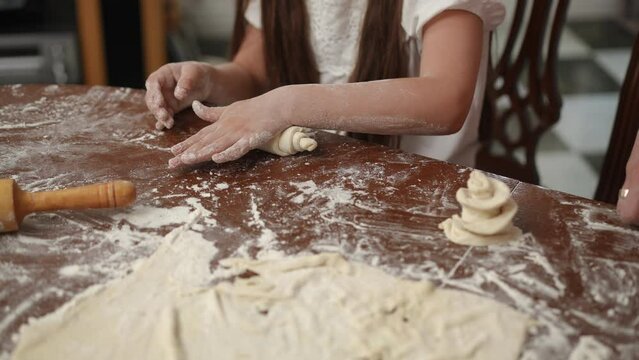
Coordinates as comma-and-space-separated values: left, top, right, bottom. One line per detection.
245, 0, 505, 167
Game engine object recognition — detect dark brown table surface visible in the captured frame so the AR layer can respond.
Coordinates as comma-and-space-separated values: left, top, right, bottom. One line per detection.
0, 84, 637, 358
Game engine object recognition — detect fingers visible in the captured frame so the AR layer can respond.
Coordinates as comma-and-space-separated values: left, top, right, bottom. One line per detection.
617, 185, 639, 224
167, 102, 229, 168
211, 138, 251, 163
174, 65, 202, 101
145, 78, 174, 130
192, 100, 225, 123
154, 108, 174, 130
169, 101, 230, 156
167, 135, 235, 168
169, 141, 221, 168
170, 122, 218, 156
180, 133, 230, 164
167, 125, 238, 168
163, 94, 265, 168
166, 131, 252, 168
146, 62, 210, 130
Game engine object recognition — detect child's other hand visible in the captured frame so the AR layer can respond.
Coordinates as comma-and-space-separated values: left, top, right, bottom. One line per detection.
617, 133, 639, 225
167, 88, 292, 167
145, 62, 215, 130
618, 177, 639, 225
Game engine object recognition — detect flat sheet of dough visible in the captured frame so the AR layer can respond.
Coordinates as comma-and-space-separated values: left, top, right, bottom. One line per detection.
11, 229, 529, 360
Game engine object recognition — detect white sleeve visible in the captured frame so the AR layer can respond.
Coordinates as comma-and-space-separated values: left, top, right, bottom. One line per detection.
245, 0, 262, 29
402, 0, 506, 43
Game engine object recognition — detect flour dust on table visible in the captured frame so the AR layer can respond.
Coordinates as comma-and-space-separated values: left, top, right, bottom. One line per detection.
439, 170, 522, 245
11, 226, 530, 360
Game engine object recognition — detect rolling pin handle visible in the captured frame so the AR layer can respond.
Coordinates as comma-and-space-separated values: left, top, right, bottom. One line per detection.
2, 179, 136, 233
109, 180, 137, 208
16, 180, 137, 219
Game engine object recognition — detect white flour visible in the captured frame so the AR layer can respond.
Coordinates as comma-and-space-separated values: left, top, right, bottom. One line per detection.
214, 182, 229, 190
568, 336, 613, 360
2, 164, 635, 358
112, 205, 192, 229
1, 87, 636, 357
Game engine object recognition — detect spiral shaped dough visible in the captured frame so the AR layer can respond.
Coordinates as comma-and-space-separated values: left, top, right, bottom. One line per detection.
259, 126, 318, 157
439, 170, 522, 246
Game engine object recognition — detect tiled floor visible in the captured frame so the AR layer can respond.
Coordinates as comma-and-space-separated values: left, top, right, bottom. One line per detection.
536, 19, 636, 199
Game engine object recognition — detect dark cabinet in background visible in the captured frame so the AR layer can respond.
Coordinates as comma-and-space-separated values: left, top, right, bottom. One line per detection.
0, 0, 173, 88
0, 0, 81, 84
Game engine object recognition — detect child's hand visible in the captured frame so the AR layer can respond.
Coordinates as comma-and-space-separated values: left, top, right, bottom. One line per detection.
167, 89, 292, 167
617, 132, 639, 225
618, 177, 639, 225
145, 62, 215, 130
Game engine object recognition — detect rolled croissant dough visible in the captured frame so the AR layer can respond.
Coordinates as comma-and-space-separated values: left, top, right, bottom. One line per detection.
440, 170, 522, 246
12, 229, 529, 360
258, 126, 318, 156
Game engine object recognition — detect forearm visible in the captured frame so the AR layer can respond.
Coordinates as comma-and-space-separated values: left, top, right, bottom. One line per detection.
276, 10, 482, 136
625, 131, 639, 174
281, 77, 474, 135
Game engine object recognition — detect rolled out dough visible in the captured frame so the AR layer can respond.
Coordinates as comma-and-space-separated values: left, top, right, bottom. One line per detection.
258, 126, 317, 156
12, 230, 529, 360
439, 170, 522, 246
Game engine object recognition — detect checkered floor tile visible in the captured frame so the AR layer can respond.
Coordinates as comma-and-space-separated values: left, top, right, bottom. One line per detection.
537, 20, 636, 199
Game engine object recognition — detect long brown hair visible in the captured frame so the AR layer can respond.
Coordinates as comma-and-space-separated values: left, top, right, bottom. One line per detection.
231, 0, 407, 89
231, 0, 406, 147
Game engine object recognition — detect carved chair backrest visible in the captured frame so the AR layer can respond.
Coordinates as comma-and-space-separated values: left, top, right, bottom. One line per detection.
476, 0, 571, 184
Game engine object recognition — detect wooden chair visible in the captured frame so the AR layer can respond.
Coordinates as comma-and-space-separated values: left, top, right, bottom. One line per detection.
75, 0, 172, 85
595, 34, 639, 204
476, 0, 571, 184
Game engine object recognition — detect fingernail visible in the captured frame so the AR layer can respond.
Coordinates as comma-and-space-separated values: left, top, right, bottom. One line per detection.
174, 86, 187, 100
168, 157, 181, 169
155, 121, 165, 130
171, 143, 183, 154
157, 109, 173, 129
181, 152, 196, 163
192, 100, 204, 111
211, 153, 225, 163
158, 108, 169, 120
619, 188, 630, 199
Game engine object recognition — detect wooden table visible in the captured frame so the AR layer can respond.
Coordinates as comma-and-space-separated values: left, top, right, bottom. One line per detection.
0, 85, 637, 358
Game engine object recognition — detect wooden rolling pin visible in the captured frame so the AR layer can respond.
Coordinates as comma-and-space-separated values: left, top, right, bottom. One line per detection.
0, 179, 136, 232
